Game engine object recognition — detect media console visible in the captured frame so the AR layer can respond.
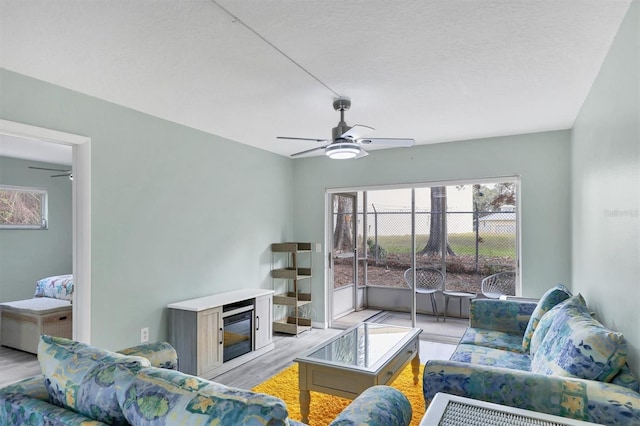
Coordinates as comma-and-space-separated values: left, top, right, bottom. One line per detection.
168, 288, 274, 379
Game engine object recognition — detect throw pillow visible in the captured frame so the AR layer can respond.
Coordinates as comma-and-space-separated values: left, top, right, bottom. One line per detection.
522, 284, 572, 352
530, 304, 628, 382
530, 294, 587, 356
118, 368, 290, 425
34, 274, 74, 300
38, 335, 151, 425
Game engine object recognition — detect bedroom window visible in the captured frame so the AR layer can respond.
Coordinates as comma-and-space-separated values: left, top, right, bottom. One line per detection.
0, 185, 48, 229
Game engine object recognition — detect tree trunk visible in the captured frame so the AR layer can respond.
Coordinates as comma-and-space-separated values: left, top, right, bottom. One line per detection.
419, 186, 455, 256
333, 196, 353, 252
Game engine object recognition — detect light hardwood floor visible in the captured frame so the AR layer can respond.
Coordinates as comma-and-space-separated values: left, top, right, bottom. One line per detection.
215, 327, 342, 389
0, 312, 463, 389
0, 345, 41, 387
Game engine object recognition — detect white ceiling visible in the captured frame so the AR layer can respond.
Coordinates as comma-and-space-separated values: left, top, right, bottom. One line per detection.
0, 0, 631, 159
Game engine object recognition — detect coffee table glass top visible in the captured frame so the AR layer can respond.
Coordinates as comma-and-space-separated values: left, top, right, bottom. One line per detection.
295, 322, 421, 372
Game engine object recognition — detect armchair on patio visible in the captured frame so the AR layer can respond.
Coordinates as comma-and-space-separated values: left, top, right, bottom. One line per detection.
481, 271, 516, 299
404, 267, 444, 322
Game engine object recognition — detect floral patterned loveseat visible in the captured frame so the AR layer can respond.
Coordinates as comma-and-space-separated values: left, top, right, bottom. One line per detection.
423, 285, 640, 425
1, 335, 412, 425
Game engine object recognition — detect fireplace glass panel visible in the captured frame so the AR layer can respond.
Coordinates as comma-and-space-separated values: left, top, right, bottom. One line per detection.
223, 310, 252, 362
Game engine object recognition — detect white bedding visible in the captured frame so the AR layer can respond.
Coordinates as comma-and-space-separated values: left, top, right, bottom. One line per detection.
0, 297, 71, 315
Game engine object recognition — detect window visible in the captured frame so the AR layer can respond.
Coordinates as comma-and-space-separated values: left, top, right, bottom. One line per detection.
0, 185, 48, 229
332, 178, 519, 294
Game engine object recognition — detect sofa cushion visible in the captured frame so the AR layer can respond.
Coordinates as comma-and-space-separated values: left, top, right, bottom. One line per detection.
38, 335, 151, 425
611, 364, 640, 393
0, 375, 111, 426
423, 359, 640, 425
459, 328, 527, 353
530, 294, 587, 356
522, 284, 572, 351
118, 367, 291, 425
469, 299, 538, 336
450, 344, 531, 371
530, 301, 628, 382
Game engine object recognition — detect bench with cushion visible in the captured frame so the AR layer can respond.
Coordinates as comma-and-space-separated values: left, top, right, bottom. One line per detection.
0, 274, 73, 353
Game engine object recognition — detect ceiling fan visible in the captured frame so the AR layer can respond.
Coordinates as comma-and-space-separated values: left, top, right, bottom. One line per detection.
28, 166, 73, 179
278, 97, 415, 159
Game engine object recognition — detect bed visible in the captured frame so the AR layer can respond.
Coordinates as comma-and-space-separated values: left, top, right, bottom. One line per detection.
0, 275, 73, 354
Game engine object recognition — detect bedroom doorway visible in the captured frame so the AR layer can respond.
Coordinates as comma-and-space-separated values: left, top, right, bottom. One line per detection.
0, 120, 91, 343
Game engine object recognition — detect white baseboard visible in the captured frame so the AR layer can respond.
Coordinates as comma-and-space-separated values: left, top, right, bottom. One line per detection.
312, 321, 327, 329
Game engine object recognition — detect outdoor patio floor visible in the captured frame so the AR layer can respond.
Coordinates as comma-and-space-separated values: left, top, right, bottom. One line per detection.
333, 309, 468, 345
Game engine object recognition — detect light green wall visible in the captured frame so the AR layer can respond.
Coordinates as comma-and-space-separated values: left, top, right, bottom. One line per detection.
0, 156, 72, 302
3, 0, 636, 370
0, 68, 294, 350
292, 130, 572, 324
571, 0, 639, 375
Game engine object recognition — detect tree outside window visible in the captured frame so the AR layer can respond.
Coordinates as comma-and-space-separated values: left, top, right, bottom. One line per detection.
0, 186, 48, 229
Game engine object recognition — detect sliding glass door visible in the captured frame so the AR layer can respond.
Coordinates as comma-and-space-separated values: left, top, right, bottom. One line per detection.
327, 178, 519, 321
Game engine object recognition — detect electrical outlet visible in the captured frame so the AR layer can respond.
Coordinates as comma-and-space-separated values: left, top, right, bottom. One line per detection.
140, 327, 149, 343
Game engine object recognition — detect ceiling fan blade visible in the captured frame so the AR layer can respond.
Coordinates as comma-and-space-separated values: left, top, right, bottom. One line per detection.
277, 136, 329, 143
341, 124, 374, 140
291, 145, 329, 157
357, 138, 415, 147
354, 149, 369, 159
29, 166, 71, 172
51, 173, 71, 177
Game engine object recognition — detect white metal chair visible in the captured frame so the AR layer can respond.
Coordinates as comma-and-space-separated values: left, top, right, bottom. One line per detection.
404, 267, 444, 322
481, 271, 516, 299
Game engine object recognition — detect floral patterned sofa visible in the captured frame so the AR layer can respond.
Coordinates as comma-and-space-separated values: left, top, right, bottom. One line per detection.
423, 285, 640, 425
0, 335, 412, 426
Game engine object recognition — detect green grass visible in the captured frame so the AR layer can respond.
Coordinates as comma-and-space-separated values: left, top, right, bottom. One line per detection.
372, 233, 516, 258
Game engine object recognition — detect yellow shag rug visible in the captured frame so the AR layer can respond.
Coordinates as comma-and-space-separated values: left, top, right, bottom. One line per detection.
252, 363, 425, 426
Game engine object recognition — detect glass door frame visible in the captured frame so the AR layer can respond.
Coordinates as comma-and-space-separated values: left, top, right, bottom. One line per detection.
327, 192, 359, 326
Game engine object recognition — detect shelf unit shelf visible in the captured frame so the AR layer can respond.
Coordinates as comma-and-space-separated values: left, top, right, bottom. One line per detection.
271, 242, 313, 336
273, 317, 312, 335
272, 242, 312, 253
271, 268, 312, 280
273, 292, 312, 307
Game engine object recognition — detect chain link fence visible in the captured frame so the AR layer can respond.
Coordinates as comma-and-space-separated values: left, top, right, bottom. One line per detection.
357, 209, 516, 293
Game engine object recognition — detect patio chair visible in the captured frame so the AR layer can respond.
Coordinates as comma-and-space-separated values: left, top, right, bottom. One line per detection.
404, 267, 444, 322
481, 271, 516, 299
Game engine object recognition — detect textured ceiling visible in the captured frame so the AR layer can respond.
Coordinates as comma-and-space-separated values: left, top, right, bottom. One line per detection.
0, 0, 631, 159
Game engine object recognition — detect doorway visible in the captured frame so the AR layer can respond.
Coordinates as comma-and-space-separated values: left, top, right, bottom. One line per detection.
0, 119, 91, 343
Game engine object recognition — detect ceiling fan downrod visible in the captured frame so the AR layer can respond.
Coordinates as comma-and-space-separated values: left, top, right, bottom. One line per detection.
332, 97, 352, 140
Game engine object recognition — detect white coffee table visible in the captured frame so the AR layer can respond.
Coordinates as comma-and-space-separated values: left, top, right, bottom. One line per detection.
294, 322, 421, 424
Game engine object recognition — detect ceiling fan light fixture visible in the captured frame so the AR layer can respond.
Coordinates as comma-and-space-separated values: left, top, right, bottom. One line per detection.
325, 142, 361, 160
